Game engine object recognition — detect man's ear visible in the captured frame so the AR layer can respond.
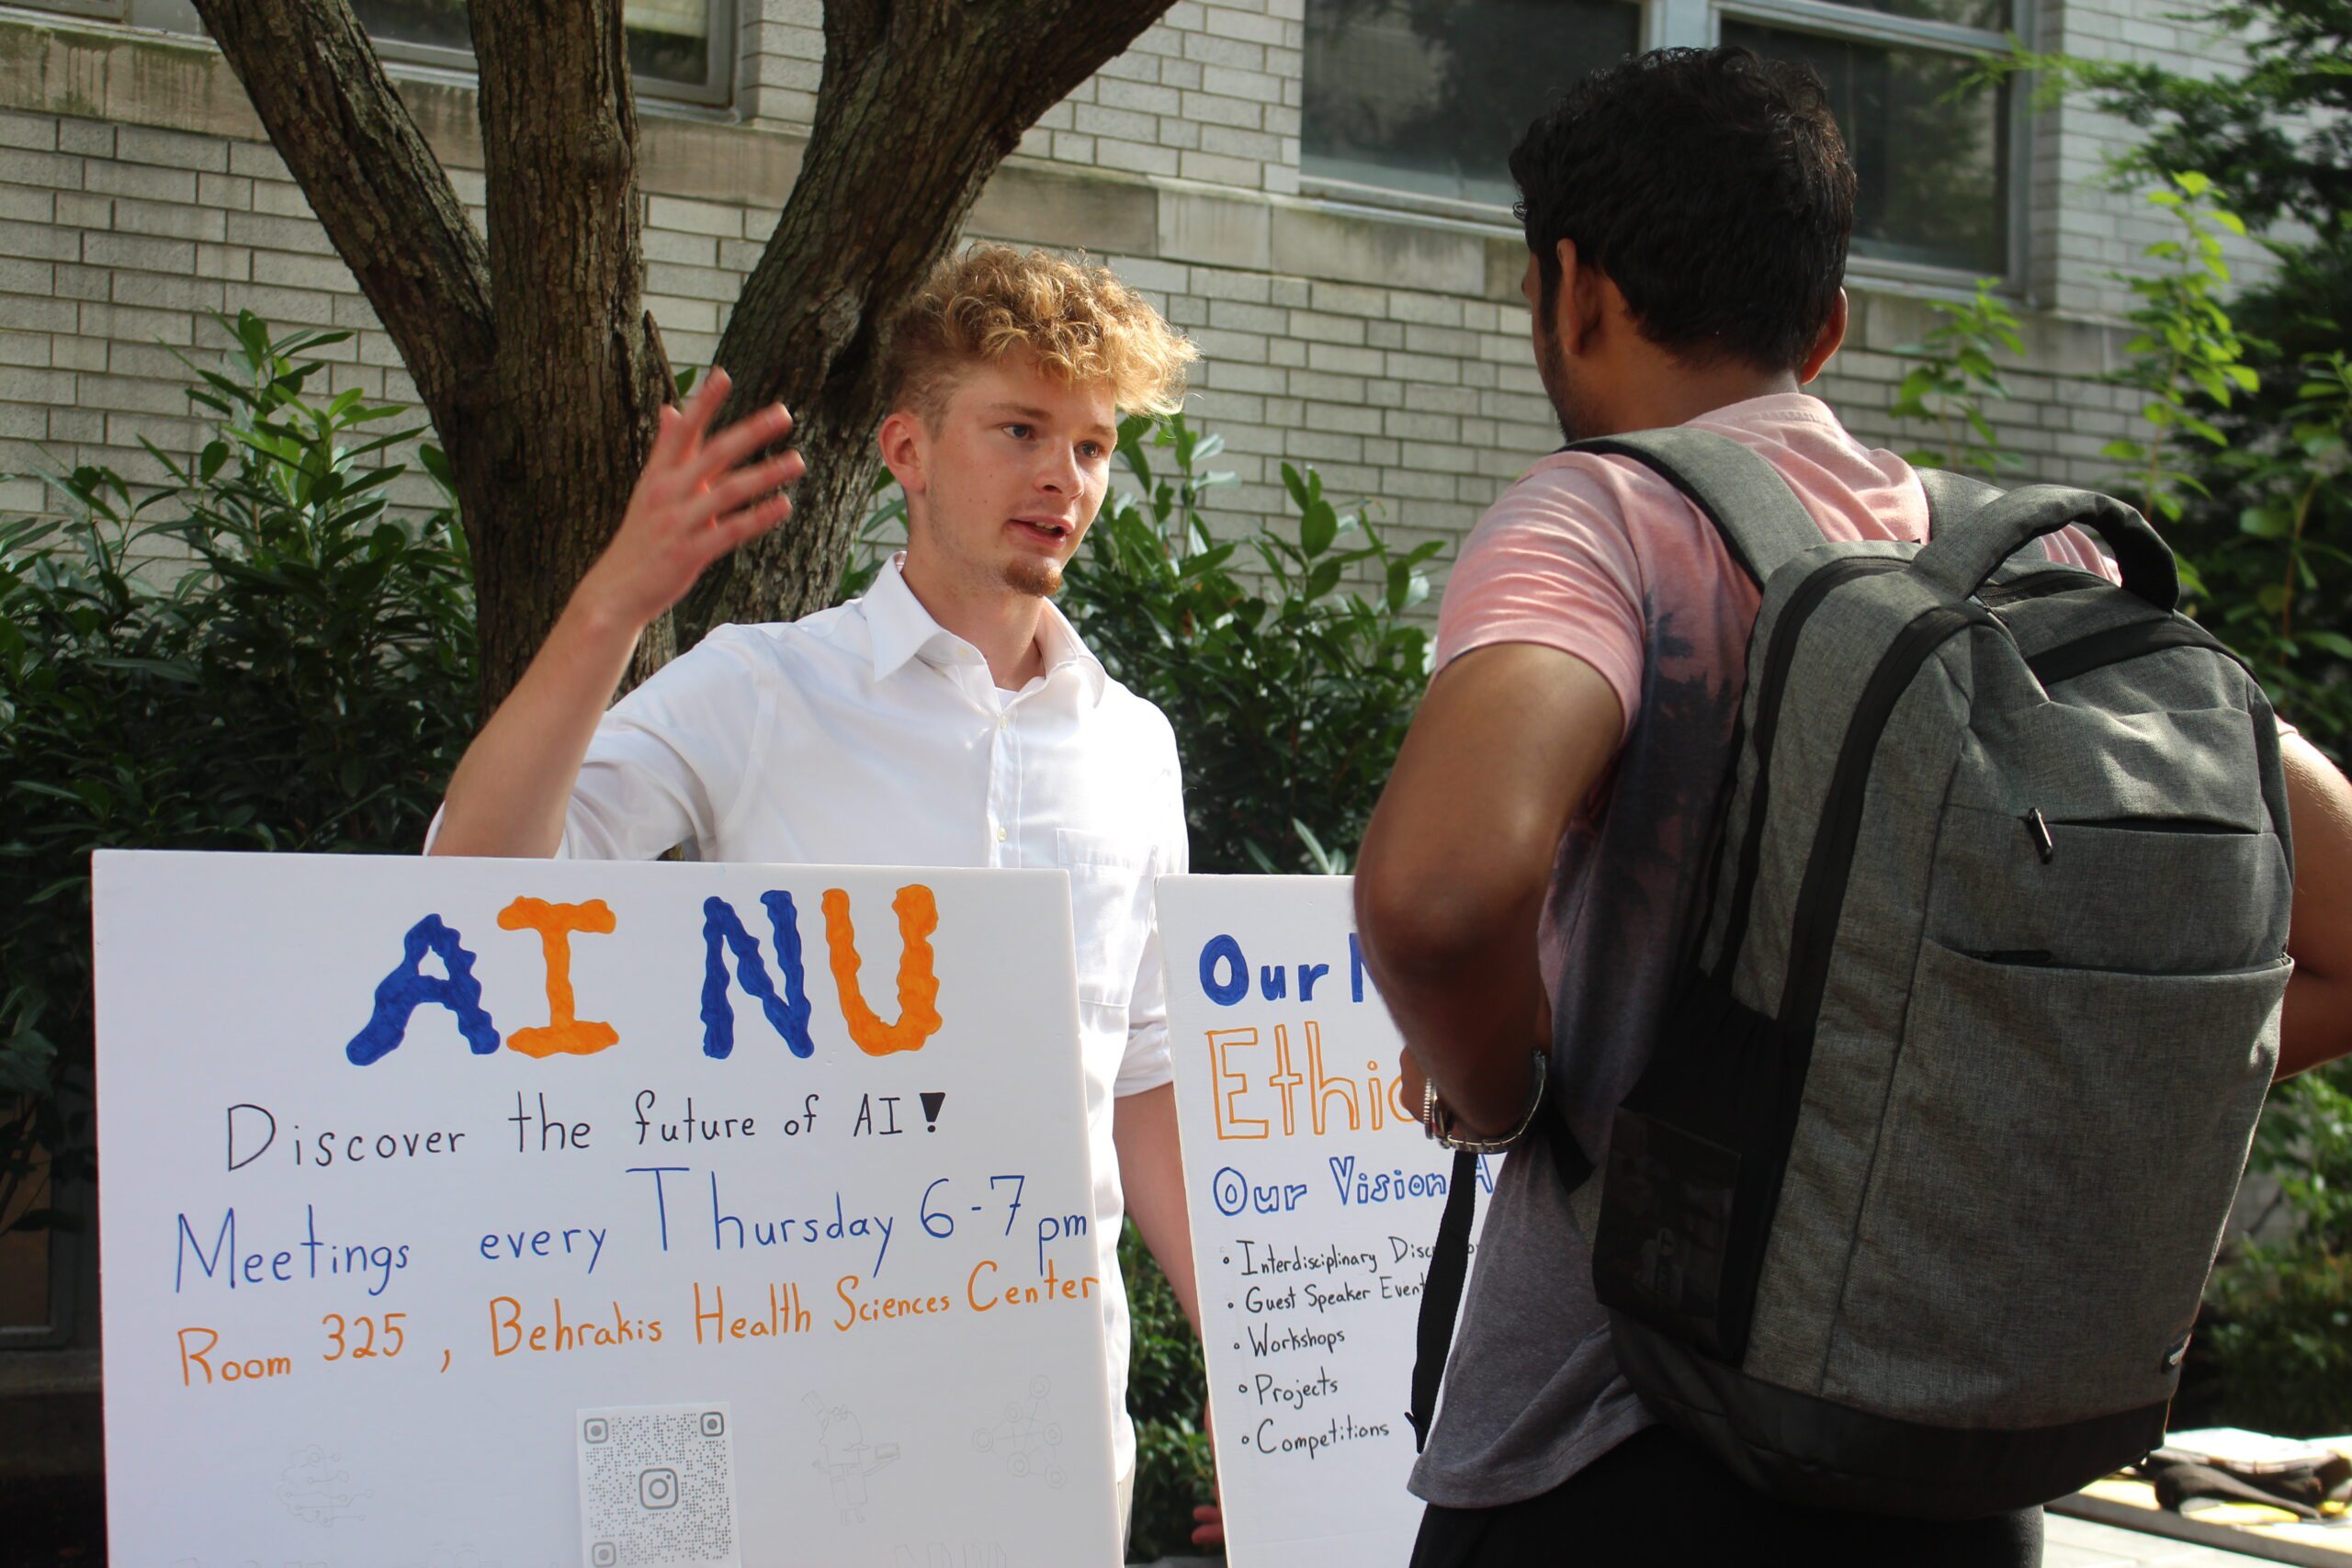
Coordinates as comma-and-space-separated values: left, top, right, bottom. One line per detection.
877, 408, 928, 495
1553, 238, 1608, 358
1798, 288, 1849, 385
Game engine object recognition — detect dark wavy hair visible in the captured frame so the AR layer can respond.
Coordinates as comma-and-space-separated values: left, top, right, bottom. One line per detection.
1510, 47, 1856, 373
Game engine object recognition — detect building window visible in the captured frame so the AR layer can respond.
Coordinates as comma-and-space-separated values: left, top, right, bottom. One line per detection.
352, 0, 730, 104
1720, 3, 2015, 276
1303, 0, 1645, 209
64, 0, 735, 108
1302, 0, 2019, 278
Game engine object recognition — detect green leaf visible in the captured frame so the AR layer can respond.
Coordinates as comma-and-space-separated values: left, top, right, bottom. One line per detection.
1300, 498, 1339, 558
1280, 463, 1312, 513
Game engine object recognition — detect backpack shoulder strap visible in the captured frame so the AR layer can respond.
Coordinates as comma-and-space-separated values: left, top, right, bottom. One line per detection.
1915, 466, 2003, 537
1566, 429, 1825, 588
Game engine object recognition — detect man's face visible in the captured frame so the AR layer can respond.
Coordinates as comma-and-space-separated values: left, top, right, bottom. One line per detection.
1522, 254, 1598, 446
900, 354, 1117, 601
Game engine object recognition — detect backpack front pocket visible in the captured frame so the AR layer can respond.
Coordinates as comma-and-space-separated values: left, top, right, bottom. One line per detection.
1820, 939, 2287, 1427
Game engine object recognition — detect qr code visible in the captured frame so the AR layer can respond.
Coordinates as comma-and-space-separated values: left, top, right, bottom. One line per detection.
575, 1403, 739, 1568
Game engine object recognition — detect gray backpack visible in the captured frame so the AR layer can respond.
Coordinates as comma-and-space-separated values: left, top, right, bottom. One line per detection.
1574, 430, 2296, 1517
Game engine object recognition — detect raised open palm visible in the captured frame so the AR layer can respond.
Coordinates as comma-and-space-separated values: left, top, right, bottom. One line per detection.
581, 368, 806, 630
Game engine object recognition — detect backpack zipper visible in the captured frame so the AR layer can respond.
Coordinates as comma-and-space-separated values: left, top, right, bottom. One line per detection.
1961, 949, 2290, 978
2041, 815, 2251, 835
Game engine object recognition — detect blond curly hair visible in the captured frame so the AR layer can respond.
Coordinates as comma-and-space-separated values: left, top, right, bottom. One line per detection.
883, 244, 1196, 424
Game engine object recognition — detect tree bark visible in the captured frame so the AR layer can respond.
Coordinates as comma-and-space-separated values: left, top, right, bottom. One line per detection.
468, 0, 677, 697
680, 0, 1178, 639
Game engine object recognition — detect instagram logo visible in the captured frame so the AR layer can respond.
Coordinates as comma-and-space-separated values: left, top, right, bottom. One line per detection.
639, 1467, 679, 1510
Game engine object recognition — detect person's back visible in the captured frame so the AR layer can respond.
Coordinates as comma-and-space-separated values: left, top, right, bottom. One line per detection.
1352, 46, 2352, 1567
1410, 389, 2118, 1505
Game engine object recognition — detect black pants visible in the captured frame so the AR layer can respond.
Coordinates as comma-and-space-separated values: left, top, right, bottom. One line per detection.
1409, 1426, 2044, 1567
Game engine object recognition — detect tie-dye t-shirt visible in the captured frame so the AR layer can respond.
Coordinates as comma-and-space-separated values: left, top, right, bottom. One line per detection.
1408, 393, 2116, 1508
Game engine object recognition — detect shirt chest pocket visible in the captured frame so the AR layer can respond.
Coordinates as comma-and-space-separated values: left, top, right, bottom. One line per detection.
1052, 828, 1157, 1010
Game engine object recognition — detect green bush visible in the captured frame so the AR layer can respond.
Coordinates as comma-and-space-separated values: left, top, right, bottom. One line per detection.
1995, 4, 2352, 767
1121, 1221, 1216, 1562
1065, 414, 1441, 875
0, 311, 476, 1240
2202, 1060, 2352, 1436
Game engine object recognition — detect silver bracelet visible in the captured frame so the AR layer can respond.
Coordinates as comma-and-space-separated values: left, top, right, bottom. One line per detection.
1430, 1050, 1549, 1154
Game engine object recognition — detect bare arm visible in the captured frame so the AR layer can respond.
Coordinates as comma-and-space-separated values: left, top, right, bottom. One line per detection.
2278, 728, 2352, 1079
429, 370, 803, 858
1113, 1081, 1199, 1334
1353, 645, 1624, 1136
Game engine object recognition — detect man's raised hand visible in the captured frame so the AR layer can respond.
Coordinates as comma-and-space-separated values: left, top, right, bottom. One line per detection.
576, 368, 806, 632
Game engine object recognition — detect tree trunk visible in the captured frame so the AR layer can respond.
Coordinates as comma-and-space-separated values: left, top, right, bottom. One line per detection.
676, 0, 1179, 639
193, 0, 1176, 705
468, 0, 677, 700
193, 0, 671, 717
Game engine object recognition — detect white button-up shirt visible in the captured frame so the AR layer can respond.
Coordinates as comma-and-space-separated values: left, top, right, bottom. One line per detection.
523, 558, 1188, 1479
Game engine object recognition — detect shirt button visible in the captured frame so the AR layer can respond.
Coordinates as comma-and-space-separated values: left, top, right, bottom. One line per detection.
995, 826, 1008, 843
997, 713, 1009, 730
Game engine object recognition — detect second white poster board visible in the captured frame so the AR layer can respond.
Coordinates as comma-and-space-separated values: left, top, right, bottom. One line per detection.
1157, 874, 1492, 1568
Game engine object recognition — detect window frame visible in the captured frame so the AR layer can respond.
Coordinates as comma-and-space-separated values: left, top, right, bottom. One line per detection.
1701, 0, 2035, 287
347, 1, 739, 112
96, 0, 739, 112
9, 0, 129, 18
1295, 0, 1650, 222
1295, 0, 2032, 291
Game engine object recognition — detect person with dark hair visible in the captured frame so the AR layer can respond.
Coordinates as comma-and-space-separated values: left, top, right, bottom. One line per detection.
1355, 43, 2352, 1565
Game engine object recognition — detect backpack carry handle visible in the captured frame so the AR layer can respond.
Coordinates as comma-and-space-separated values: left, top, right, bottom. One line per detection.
1913, 484, 2179, 611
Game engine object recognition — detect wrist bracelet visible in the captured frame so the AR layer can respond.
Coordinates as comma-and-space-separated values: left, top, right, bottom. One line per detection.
1430, 1050, 1549, 1154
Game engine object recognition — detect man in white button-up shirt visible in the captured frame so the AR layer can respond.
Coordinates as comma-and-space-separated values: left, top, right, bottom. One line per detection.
428, 246, 1209, 1538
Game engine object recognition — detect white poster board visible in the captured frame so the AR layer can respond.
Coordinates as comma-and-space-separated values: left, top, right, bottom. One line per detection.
1156, 876, 1490, 1568
94, 851, 1119, 1568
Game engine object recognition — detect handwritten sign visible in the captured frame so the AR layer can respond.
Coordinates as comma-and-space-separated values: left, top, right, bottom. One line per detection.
1156, 875, 1489, 1568
94, 851, 1118, 1568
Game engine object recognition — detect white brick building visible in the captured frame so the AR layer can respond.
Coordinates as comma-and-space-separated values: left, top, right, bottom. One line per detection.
0, 0, 2270, 567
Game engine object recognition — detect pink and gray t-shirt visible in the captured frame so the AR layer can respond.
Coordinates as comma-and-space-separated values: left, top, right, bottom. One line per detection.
1409, 392, 2114, 1508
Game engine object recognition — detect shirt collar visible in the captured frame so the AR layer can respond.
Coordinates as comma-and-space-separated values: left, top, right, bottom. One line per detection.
861, 555, 1108, 705
1035, 592, 1109, 705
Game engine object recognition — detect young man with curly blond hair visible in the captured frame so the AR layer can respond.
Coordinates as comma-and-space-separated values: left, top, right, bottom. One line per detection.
429, 245, 1207, 1536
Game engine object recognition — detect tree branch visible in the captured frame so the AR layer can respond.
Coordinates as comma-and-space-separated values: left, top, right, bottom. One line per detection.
188, 0, 493, 445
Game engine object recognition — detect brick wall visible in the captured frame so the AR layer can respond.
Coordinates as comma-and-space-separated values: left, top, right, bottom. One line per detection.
737, 0, 1307, 194
2030, 0, 2277, 320
0, 0, 2278, 577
